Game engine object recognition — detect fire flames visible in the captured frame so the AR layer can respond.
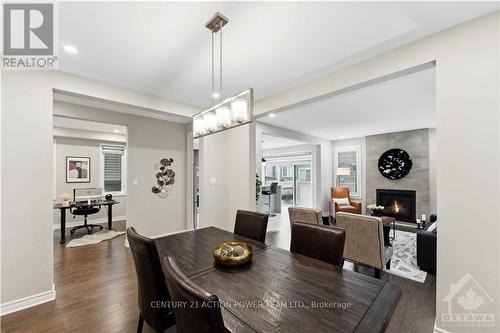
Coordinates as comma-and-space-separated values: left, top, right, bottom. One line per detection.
393, 200, 400, 213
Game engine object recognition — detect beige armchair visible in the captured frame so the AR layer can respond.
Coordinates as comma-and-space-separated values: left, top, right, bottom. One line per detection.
288, 206, 322, 226
335, 212, 393, 278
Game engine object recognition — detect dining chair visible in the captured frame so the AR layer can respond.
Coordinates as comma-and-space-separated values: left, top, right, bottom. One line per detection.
233, 209, 269, 243
163, 256, 228, 333
127, 227, 175, 333
288, 206, 322, 226
290, 220, 346, 267
335, 212, 393, 278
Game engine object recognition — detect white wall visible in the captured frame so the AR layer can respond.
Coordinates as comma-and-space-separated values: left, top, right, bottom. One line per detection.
53, 137, 128, 227
1, 70, 197, 313
255, 12, 500, 331
198, 123, 256, 232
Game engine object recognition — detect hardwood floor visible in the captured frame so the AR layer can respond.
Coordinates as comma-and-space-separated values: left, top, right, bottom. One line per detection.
1, 221, 435, 333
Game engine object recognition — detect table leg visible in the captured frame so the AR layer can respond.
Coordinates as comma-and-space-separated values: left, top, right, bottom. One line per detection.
108, 204, 112, 230
60, 209, 66, 244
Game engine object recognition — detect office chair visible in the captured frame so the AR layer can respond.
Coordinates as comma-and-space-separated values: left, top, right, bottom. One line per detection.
262, 182, 278, 216
70, 206, 102, 235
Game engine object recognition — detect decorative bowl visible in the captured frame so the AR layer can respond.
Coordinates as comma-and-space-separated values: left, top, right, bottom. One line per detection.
213, 242, 253, 266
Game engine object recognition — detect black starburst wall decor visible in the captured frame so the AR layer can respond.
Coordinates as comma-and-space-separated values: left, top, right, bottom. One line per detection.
378, 149, 412, 180
152, 158, 176, 198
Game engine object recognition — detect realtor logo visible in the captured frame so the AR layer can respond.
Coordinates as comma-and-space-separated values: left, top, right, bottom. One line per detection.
441, 273, 495, 330
2, 3, 58, 69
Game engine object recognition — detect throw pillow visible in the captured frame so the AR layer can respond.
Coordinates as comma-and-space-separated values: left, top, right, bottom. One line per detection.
427, 222, 437, 232
332, 197, 350, 206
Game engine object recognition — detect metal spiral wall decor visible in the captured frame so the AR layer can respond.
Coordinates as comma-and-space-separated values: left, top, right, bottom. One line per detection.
152, 158, 175, 198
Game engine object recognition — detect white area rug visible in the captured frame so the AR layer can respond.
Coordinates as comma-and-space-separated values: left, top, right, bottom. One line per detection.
384, 230, 427, 283
66, 230, 125, 248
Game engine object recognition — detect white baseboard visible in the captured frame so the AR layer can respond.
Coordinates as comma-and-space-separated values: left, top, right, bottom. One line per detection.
0, 284, 56, 316
53, 216, 127, 230
150, 228, 193, 239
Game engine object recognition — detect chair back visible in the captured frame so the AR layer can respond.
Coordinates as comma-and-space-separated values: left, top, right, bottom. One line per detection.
234, 210, 268, 243
163, 256, 226, 333
127, 227, 173, 330
270, 182, 278, 194
71, 206, 100, 216
335, 212, 385, 269
288, 206, 322, 225
290, 221, 345, 267
331, 187, 351, 201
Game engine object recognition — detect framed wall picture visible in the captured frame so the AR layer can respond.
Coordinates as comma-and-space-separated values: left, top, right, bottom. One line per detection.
66, 156, 91, 183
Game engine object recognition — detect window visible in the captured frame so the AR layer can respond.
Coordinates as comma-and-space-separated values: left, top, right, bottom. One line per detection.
334, 145, 361, 198
100, 145, 126, 195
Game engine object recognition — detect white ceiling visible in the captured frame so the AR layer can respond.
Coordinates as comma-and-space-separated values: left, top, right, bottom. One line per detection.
259, 67, 436, 141
261, 134, 307, 150
59, 2, 498, 108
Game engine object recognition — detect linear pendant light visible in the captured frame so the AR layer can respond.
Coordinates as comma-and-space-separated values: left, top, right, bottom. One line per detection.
193, 12, 254, 139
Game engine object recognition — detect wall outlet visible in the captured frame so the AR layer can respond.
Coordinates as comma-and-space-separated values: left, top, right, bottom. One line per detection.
210, 177, 217, 185
132, 179, 139, 186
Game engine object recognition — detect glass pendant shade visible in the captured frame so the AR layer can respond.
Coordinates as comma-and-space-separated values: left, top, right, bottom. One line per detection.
231, 99, 248, 123
204, 113, 217, 132
216, 107, 231, 128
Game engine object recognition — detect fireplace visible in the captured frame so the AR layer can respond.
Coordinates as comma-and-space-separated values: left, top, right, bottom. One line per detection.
376, 189, 416, 223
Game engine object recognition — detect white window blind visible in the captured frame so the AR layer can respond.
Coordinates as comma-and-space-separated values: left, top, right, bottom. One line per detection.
102, 146, 125, 193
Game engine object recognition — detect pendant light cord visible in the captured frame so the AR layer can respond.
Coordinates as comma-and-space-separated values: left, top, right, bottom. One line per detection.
219, 27, 222, 101
211, 31, 215, 103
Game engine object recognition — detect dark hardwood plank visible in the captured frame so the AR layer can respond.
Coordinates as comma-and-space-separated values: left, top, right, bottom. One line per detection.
154, 226, 268, 276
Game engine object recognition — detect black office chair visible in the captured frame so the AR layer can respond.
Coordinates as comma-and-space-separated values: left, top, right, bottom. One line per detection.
70, 206, 102, 235
261, 182, 278, 216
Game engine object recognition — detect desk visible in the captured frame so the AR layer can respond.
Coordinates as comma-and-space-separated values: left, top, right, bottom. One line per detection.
53, 200, 119, 244
155, 227, 401, 333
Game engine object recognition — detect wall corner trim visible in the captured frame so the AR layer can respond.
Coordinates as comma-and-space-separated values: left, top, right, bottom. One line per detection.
0, 284, 56, 316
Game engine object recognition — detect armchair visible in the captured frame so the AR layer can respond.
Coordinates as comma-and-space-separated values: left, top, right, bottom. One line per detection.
329, 187, 362, 216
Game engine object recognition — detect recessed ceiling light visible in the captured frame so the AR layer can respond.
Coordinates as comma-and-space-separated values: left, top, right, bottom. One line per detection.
339, 136, 345, 139
113, 129, 120, 133
269, 113, 275, 118
212, 92, 220, 99
63, 45, 78, 54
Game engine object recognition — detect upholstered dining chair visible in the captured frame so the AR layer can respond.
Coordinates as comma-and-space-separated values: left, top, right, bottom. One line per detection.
163, 256, 228, 333
290, 221, 346, 267
127, 227, 175, 333
233, 210, 269, 243
330, 187, 362, 216
288, 206, 322, 226
335, 212, 393, 278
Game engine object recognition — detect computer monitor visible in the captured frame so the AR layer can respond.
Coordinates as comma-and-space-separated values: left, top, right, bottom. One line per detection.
73, 188, 103, 203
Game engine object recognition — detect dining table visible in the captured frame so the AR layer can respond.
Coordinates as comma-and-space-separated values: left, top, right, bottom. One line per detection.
154, 226, 401, 333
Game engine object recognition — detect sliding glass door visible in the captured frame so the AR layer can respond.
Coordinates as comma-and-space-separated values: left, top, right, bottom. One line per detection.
263, 153, 312, 207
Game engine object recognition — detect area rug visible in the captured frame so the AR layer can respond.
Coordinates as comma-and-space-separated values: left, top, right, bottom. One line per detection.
384, 230, 427, 283
66, 230, 125, 248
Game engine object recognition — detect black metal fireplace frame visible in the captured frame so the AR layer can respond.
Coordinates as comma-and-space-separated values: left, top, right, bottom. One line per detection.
376, 189, 416, 223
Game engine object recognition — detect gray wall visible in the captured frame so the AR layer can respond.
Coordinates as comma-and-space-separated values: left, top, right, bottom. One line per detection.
366, 129, 431, 218
54, 101, 187, 237
53, 137, 127, 226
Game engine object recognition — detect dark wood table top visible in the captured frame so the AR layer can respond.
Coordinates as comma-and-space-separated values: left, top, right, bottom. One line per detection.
155, 226, 268, 277
155, 227, 400, 333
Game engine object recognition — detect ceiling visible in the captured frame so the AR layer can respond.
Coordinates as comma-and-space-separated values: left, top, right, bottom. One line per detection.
259, 66, 436, 140
59, 2, 498, 108
261, 134, 307, 150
